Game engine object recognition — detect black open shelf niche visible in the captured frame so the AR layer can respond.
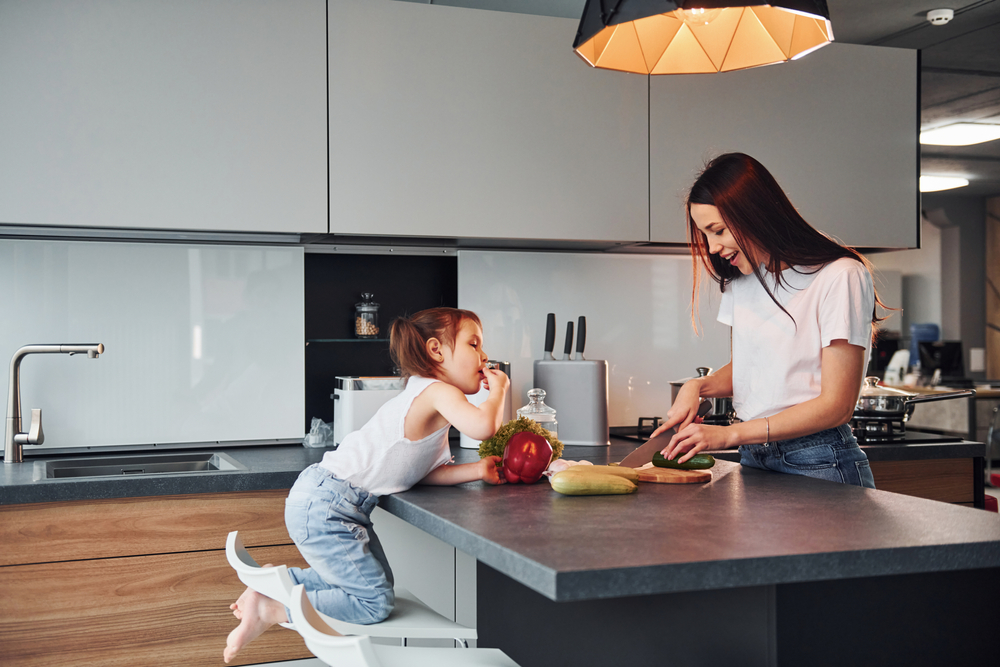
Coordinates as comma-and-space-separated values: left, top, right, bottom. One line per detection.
304, 252, 458, 430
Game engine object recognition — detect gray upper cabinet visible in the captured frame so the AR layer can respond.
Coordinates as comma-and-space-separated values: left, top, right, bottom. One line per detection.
649, 43, 918, 249
0, 0, 327, 234
328, 0, 649, 243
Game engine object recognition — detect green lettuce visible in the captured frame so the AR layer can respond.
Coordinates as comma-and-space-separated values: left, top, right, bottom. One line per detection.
477, 416, 564, 461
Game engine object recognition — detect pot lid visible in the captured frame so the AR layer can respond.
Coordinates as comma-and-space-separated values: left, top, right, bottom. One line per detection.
858, 376, 916, 398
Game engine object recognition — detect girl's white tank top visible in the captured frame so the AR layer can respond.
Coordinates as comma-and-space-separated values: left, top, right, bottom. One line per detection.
319, 376, 452, 496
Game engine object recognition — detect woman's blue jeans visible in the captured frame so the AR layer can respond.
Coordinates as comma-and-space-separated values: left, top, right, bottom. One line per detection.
283, 463, 395, 624
739, 423, 876, 488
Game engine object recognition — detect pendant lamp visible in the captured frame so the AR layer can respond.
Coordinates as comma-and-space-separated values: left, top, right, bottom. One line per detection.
573, 1, 833, 74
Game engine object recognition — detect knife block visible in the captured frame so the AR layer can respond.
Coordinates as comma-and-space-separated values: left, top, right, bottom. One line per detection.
533, 359, 609, 447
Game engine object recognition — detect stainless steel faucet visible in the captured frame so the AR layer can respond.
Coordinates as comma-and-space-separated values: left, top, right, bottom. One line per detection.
4, 344, 105, 464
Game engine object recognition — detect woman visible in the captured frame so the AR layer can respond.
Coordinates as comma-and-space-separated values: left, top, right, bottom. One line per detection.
650, 153, 887, 488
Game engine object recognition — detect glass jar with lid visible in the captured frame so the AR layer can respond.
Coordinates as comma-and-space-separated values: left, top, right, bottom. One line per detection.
354, 293, 380, 338
517, 388, 557, 438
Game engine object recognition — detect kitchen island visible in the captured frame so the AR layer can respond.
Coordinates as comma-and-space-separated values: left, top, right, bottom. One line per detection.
383, 441, 1000, 667
2, 438, 999, 666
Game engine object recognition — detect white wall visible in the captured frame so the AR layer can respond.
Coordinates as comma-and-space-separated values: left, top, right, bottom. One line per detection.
458, 251, 732, 428
868, 217, 943, 337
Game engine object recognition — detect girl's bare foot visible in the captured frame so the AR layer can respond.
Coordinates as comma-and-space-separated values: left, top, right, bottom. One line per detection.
223, 585, 288, 664
229, 563, 274, 620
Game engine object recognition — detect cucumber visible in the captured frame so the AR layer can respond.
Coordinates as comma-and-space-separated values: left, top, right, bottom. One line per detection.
651, 451, 716, 470
565, 464, 639, 483
550, 470, 638, 496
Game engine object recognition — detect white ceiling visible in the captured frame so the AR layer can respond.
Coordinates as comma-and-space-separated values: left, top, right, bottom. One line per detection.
407, 0, 1000, 197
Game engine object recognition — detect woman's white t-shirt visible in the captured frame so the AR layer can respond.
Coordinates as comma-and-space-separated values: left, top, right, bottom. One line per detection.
717, 257, 874, 423
319, 376, 452, 497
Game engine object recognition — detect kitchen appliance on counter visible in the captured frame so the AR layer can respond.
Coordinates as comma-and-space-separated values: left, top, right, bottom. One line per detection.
332, 376, 404, 447
532, 314, 609, 447
460, 360, 513, 449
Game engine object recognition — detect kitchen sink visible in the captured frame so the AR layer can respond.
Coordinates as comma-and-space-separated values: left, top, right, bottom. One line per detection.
33, 451, 247, 481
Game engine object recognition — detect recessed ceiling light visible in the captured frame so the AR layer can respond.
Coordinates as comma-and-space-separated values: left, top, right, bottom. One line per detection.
920, 176, 969, 192
920, 123, 1000, 146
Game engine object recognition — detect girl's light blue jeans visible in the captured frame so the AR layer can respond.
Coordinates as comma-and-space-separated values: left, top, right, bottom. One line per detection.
284, 463, 395, 624
738, 423, 876, 488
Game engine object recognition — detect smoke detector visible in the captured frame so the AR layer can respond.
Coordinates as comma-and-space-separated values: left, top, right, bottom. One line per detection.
927, 9, 954, 25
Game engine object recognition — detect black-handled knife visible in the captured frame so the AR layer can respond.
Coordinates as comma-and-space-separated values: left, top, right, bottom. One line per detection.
543, 313, 556, 360
575, 316, 586, 360
562, 321, 574, 360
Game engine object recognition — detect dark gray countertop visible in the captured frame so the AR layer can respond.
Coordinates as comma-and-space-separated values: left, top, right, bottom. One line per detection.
0, 443, 326, 505
5, 437, 998, 607
383, 439, 1000, 602
0, 434, 985, 505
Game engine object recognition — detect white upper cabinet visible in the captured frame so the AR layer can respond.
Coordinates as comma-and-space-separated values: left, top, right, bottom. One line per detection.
328, 0, 649, 243
649, 43, 918, 248
0, 0, 327, 234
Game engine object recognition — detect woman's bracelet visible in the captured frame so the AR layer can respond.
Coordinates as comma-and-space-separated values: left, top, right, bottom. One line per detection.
763, 417, 770, 445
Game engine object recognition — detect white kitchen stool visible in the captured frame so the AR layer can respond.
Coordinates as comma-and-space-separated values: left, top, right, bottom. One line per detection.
225, 531, 477, 644
289, 583, 520, 667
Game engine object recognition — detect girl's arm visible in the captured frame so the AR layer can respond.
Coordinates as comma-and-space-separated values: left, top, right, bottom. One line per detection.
427, 368, 511, 441
419, 456, 505, 485
663, 340, 864, 462
650, 362, 734, 437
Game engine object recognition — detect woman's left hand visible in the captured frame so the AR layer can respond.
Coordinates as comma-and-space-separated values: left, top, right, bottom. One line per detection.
480, 455, 506, 485
661, 423, 733, 463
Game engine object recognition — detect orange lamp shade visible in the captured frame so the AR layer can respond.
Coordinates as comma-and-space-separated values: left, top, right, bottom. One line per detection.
573, 1, 833, 74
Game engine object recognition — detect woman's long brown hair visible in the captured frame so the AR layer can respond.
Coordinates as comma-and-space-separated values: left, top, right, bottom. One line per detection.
389, 307, 482, 382
686, 153, 890, 337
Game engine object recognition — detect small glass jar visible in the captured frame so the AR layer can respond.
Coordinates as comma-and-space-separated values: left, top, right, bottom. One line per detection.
354, 293, 380, 338
517, 388, 558, 438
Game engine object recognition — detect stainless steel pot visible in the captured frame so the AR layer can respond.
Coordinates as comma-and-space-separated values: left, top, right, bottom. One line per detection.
855, 376, 975, 421
670, 367, 737, 425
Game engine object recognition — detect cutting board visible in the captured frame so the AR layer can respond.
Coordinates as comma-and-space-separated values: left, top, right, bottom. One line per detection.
633, 464, 712, 484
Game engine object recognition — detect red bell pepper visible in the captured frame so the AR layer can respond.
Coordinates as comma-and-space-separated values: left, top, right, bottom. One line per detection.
501, 431, 553, 484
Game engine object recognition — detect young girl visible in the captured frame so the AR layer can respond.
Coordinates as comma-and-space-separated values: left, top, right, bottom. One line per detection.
651, 153, 886, 488
224, 307, 508, 663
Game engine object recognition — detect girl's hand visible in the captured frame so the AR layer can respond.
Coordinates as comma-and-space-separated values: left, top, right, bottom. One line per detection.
482, 367, 510, 393
661, 423, 732, 463
480, 455, 505, 485
650, 381, 703, 438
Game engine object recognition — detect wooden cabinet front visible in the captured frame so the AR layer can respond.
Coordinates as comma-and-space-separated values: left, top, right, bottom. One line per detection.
0, 490, 311, 666
869, 458, 975, 506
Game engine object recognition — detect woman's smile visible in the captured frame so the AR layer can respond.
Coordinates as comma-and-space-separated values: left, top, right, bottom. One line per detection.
690, 203, 757, 276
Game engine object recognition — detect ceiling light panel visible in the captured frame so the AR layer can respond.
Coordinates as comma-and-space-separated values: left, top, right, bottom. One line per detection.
919, 175, 969, 192
920, 123, 1000, 146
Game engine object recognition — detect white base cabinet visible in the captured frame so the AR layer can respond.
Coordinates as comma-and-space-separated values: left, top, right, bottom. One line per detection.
372, 507, 478, 648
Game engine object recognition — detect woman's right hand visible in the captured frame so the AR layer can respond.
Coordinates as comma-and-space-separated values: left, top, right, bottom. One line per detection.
650, 380, 704, 438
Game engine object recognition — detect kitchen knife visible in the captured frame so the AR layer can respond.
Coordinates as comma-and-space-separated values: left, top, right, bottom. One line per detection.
543, 313, 556, 360
563, 321, 574, 360
619, 400, 712, 468
575, 315, 586, 360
